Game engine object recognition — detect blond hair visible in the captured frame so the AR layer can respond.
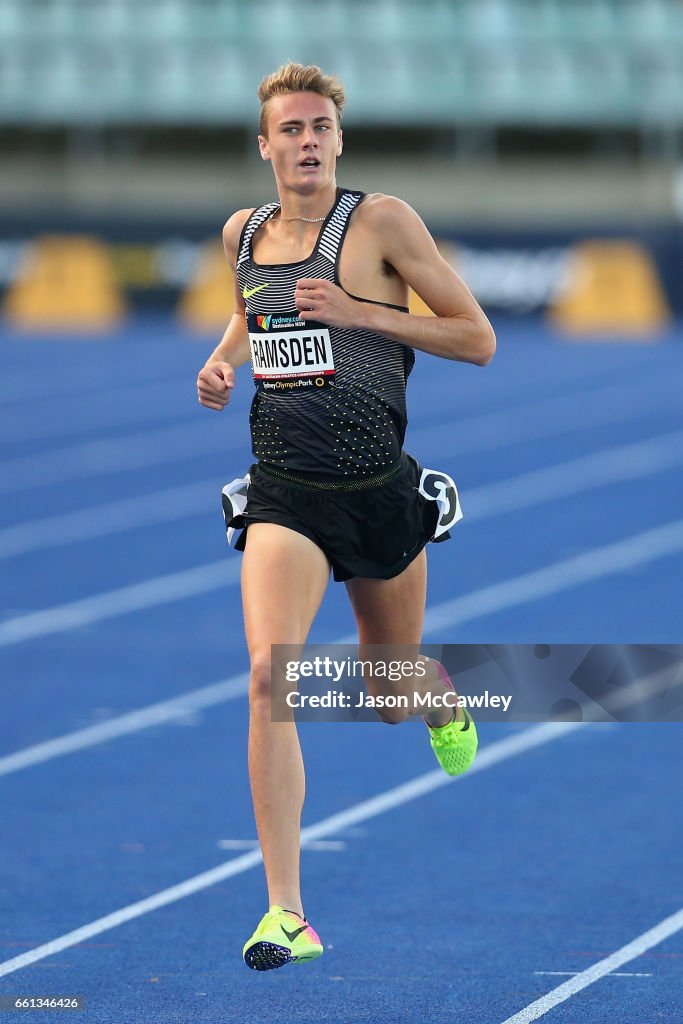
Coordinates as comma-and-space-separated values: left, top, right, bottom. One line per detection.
258, 62, 346, 137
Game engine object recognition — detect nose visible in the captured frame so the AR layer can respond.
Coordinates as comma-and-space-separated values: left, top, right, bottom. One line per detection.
300, 125, 319, 148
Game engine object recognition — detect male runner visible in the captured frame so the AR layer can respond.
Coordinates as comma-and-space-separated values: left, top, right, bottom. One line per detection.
196, 63, 496, 971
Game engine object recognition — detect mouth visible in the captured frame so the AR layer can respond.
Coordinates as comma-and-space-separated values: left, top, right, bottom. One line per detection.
299, 158, 321, 169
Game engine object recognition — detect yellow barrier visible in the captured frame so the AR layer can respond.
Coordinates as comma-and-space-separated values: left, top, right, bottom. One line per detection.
548, 241, 670, 338
3, 236, 125, 332
3, 235, 672, 341
178, 242, 235, 333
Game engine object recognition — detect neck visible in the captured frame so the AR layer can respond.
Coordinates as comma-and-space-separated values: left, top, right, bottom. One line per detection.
277, 183, 338, 223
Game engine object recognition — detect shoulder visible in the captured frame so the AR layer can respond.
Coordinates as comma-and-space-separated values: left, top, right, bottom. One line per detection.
354, 193, 430, 252
355, 193, 423, 232
222, 208, 256, 261
353, 193, 435, 262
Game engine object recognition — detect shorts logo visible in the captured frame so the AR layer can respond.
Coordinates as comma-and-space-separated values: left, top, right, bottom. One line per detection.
256, 314, 273, 330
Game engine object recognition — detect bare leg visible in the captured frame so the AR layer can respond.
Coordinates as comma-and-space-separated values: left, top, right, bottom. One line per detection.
241, 523, 330, 917
344, 550, 456, 726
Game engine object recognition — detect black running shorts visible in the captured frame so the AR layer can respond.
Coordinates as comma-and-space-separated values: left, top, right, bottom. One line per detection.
221, 453, 461, 582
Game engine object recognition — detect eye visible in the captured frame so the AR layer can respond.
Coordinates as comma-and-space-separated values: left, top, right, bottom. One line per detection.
315, 124, 330, 132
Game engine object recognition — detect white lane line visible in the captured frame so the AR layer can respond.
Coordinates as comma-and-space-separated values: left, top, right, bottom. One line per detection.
0, 480, 215, 559
408, 373, 682, 458
0, 674, 249, 777
0, 339, 611, 426
0, 720, 580, 980
0, 421, 246, 496
0, 365, 186, 410
4, 499, 683, 659
501, 907, 683, 1023
534, 971, 653, 978
217, 839, 346, 851
422, 516, 683, 634
0, 380, 194, 445
3, 426, 683, 561
336, 515, 683, 644
465, 428, 683, 522
2, 513, 683, 768
1, 370, 679, 495
0, 560, 241, 648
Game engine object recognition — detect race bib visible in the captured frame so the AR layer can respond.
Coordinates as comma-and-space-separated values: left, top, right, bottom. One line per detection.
418, 467, 463, 538
248, 311, 335, 392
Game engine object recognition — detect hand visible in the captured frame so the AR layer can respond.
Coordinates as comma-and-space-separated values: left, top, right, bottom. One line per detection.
295, 278, 361, 328
197, 361, 235, 411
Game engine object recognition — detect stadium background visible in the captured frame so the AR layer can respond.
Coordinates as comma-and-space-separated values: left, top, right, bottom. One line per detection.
2, 3, 683, 1023
1, 0, 682, 332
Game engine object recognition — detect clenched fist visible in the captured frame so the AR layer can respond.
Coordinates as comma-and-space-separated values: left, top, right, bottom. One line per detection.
294, 278, 361, 328
197, 361, 235, 411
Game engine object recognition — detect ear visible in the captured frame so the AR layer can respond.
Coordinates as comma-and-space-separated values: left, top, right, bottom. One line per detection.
258, 134, 271, 162
337, 128, 343, 157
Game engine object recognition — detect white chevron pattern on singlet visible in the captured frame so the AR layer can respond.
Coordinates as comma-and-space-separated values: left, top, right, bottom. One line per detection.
236, 188, 415, 477
236, 202, 280, 268
318, 189, 361, 263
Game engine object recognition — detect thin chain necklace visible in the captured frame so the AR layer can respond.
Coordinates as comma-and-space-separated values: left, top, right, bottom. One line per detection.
277, 188, 338, 223
278, 212, 327, 223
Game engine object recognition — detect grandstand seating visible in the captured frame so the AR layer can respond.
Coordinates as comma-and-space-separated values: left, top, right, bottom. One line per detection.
1, 0, 682, 125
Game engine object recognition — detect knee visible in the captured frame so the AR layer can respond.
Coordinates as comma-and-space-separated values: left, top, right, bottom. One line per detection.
249, 657, 274, 705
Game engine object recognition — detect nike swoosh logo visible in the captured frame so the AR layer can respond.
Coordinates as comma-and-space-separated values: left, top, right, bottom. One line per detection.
242, 284, 269, 299
281, 924, 308, 942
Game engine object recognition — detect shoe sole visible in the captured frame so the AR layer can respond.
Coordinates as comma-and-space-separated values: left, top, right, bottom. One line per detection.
244, 940, 293, 971
243, 940, 324, 971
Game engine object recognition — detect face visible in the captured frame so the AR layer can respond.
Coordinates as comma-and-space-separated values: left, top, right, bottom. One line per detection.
258, 92, 343, 193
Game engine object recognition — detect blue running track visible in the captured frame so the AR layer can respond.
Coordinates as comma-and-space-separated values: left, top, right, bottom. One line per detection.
0, 313, 681, 1023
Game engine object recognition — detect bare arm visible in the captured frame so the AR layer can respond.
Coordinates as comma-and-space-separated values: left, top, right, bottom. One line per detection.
294, 195, 496, 366
196, 210, 253, 411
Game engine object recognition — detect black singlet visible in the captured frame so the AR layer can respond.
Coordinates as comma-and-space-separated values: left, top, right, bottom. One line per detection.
236, 187, 415, 478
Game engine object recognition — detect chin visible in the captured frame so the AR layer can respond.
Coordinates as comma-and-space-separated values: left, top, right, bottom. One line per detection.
292, 177, 330, 193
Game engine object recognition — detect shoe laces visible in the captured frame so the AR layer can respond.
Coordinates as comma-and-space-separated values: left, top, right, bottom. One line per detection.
430, 713, 467, 747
